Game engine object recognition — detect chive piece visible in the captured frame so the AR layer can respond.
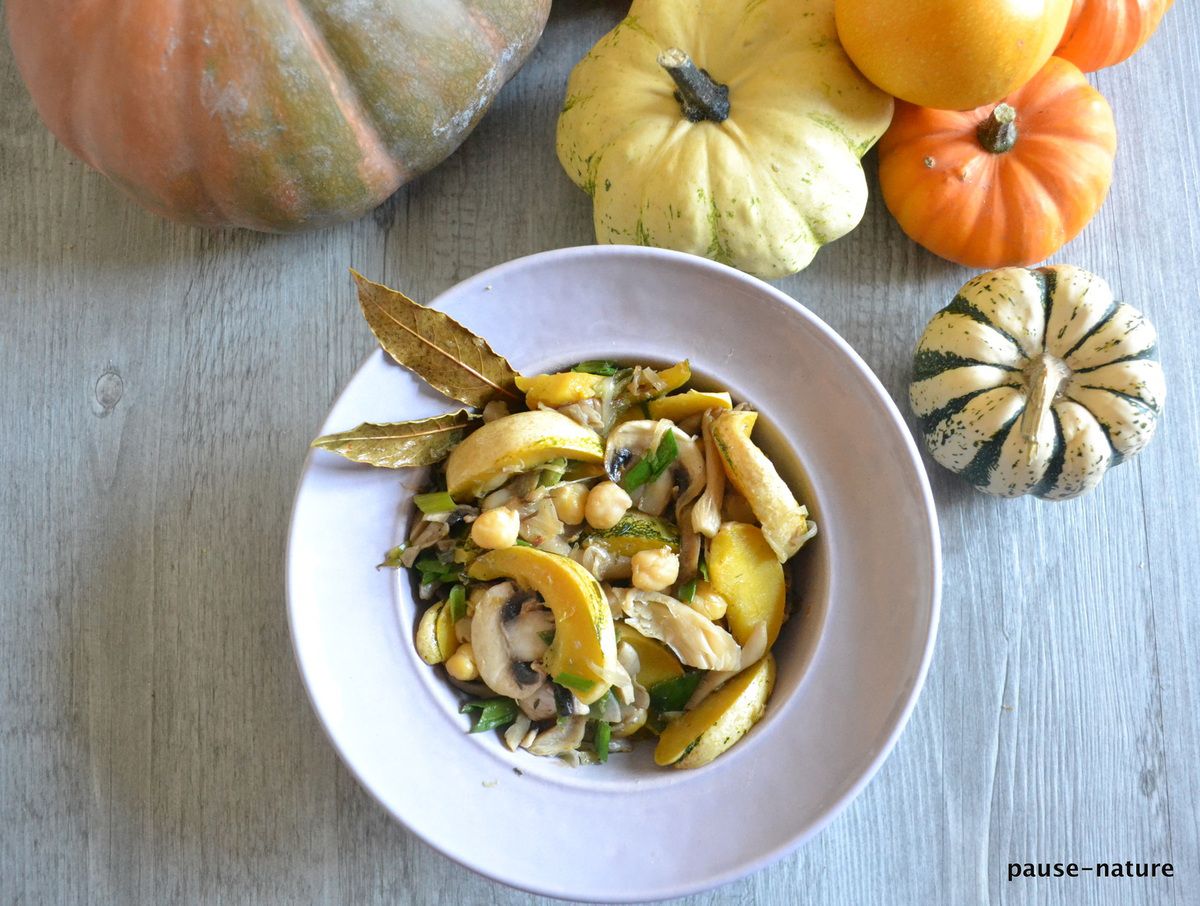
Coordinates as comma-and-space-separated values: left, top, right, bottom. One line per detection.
571, 360, 622, 376
639, 400, 652, 419
513, 538, 534, 548
649, 672, 703, 713
537, 630, 555, 645
447, 584, 467, 622
414, 551, 462, 586
698, 555, 709, 582
377, 544, 406, 569
679, 578, 698, 603
620, 430, 679, 492
539, 457, 568, 487
414, 491, 456, 514
594, 721, 611, 763
555, 672, 596, 693
460, 698, 520, 733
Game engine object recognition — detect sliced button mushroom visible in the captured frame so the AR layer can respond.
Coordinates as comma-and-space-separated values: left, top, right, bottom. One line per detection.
604, 420, 705, 517
471, 582, 548, 701
501, 595, 555, 662
518, 683, 558, 721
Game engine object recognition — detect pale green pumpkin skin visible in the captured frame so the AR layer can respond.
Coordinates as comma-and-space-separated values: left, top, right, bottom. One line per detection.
911, 266, 1164, 500
555, 0, 893, 279
7, 0, 551, 231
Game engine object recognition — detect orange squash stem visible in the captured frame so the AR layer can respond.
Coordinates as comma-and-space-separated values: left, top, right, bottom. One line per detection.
977, 103, 1018, 153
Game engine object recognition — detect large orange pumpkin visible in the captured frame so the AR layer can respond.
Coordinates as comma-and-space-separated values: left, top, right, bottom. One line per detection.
877, 56, 1116, 269
1055, 0, 1174, 72
5, 0, 550, 231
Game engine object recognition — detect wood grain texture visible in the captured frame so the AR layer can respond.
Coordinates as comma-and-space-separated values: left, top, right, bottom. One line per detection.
1, 2, 1197, 904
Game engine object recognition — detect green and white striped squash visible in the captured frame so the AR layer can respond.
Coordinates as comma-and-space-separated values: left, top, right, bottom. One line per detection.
910, 265, 1164, 500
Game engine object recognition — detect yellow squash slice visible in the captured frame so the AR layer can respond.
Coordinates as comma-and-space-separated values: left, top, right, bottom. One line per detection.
654, 655, 775, 768
468, 546, 618, 705
709, 522, 786, 648
616, 623, 684, 689
711, 410, 813, 562
445, 410, 604, 500
515, 372, 607, 409
647, 390, 733, 423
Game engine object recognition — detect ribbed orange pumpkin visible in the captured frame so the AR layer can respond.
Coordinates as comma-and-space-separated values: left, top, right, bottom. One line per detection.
877, 57, 1116, 269
1056, 0, 1174, 72
5, 0, 550, 231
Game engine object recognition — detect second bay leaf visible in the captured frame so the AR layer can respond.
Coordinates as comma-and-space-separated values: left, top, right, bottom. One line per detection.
311, 410, 478, 468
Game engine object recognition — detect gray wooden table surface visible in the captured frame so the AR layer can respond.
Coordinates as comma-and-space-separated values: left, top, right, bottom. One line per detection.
3, 2, 1198, 904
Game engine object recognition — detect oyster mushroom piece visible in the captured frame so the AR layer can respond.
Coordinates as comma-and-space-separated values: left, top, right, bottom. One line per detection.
614, 589, 742, 671
504, 714, 532, 751
527, 716, 588, 757
685, 622, 769, 710
471, 582, 548, 701
691, 410, 726, 539
605, 420, 705, 517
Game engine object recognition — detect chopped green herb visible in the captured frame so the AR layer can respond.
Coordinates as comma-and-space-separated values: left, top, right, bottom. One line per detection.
639, 400, 652, 419
678, 578, 698, 602
594, 720, 611, 763
555, 672, 596, 693
377, 544, 406, 569
571, 360, 622, 376
513, 538, 534, 548
537, 630, 555, 645
413, 491, 456, 514
447, 584, 467, 622
460, 698, 519, 733
649, 671, 703, 713
414, 551, 462, 586
620, 430, 679, 492
539, 457, 568, 487
698, 556, 709, 581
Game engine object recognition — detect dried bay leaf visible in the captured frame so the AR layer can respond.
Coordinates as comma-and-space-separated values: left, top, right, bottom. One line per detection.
312, 410, 478, 468
352, 271, 519, 408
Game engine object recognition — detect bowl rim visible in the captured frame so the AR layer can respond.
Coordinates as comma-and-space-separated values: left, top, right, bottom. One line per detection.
285, 244, 942, 901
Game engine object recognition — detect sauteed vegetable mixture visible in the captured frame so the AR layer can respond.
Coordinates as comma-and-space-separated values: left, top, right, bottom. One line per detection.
389, 359, 817, 768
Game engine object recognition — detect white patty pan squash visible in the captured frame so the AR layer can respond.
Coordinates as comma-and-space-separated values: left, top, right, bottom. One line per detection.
555, 0, 894, 279
910, 266, 1164, 501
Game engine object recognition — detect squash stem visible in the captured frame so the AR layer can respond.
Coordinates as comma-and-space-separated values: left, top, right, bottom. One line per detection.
978, 103, 1018, 154
1020, 353, 1070, 463
658, 48, 730, 123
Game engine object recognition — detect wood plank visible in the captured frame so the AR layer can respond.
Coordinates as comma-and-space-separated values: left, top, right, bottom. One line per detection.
0, 0, 1197, 904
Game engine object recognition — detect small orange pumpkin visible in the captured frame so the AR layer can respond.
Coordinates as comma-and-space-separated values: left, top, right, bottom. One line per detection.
877, 56, 1116, 269
1056, 0, 1174, 72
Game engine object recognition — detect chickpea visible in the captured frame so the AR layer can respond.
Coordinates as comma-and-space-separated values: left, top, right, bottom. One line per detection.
585, 481, 632, 530
445, 643, 479, 681
689, 581, 728, 621
631, 547, 680, 592
481, 400, 510, 423
470, 506, 521, 549
551, 483, 588, 525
